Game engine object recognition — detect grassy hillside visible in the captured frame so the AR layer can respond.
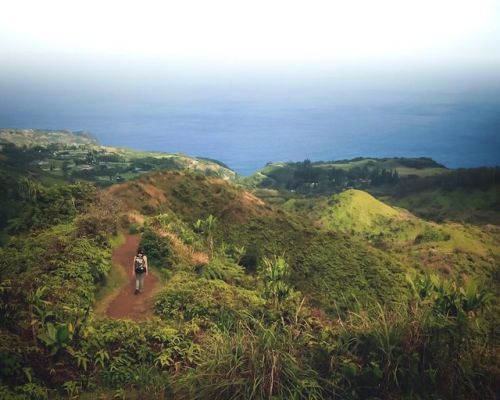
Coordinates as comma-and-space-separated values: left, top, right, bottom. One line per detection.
318, 189, 499, 288
321, 189, 408, 234
382, 185, 500, 224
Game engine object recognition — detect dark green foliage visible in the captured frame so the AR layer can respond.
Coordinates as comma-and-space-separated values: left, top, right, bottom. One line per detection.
414, 227, 451, 244
219, 215, 406, 316
239, 244, 260, 272
6, 180, 97, 234
309, 274, 498, 399
0, 222, 113, 395
154, 275, 265, 322
393, 166, 500, 197
139, 228, 173, 269
249, 158, 403, 194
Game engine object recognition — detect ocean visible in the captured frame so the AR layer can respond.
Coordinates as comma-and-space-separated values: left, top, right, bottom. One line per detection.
1, 80, 499, 175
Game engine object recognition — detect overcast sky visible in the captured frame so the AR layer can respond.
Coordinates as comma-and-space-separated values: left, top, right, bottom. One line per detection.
1, 0, 499, 79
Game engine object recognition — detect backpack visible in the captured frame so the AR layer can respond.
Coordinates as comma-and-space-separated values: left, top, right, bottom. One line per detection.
134, 255, 146, 274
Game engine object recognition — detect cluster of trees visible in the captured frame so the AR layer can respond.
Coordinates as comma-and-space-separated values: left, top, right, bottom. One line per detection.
258, 159, 499, 198
5, 178, 97, 234
0, 143, 54, 169
394, 166, 500, 196
262, 159, 400, 193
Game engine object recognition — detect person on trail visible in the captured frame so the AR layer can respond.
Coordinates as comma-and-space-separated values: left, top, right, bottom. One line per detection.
132, 248, 148, 294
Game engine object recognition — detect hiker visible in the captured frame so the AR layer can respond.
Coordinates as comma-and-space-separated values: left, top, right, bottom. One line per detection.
132, 248, 148, 294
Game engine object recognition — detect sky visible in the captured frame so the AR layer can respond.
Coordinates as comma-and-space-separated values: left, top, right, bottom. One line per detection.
1, 0, 499, 74
0, 0, 499, 173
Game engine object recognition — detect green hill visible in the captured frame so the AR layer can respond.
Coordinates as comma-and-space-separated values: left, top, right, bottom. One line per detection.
320, 189, 410, 235
318, 189, 499, 286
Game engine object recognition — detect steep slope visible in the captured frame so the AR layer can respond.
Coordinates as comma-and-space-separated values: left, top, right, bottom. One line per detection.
321, 189, 411, 236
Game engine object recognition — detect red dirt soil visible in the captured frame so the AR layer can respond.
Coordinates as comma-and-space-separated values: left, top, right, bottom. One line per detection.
106, 234, 160, 321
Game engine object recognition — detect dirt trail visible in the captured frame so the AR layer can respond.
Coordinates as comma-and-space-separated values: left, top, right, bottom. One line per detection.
106, 234, 160, 321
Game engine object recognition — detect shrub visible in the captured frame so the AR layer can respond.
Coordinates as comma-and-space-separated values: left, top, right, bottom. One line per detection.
259, 255, 292, 308
139, 228, 173, 269
154, 275, 265, 322
195, 256, 246, 285
414, 227, 451, 244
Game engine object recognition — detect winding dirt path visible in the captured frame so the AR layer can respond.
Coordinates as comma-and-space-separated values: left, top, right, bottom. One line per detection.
106, 234, 160, 321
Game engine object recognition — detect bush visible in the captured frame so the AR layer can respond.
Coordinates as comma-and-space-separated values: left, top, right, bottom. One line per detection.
154, 275, 265, 322
414, 228, 451, 244
128, 223, 141, 234
139, 228, 173, 269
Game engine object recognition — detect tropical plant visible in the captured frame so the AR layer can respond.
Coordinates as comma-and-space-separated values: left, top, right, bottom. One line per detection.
259, 255, 292, 308
194, 214, 217, 257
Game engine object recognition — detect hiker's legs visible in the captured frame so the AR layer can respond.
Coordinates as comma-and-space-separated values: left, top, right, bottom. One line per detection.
138, 273, 145, 293
135, 274, 140, 292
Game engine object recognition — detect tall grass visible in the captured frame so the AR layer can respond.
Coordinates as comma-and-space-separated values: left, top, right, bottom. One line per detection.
175, 312, 323, 400
320, 273, 498, 399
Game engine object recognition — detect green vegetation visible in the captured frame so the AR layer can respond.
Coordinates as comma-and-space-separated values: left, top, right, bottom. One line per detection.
317, 189, 499, 289
384, 185, 500, 224
0, 130, 498, 398
244, 157, 447, 194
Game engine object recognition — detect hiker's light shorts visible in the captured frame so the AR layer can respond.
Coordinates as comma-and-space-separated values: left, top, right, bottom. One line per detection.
135, 272, 145, 293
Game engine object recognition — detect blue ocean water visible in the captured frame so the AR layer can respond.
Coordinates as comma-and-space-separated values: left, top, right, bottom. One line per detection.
1, 81, 499, 175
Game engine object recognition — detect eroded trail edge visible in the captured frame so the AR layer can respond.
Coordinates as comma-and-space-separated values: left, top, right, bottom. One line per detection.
106, 234, 160, 321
